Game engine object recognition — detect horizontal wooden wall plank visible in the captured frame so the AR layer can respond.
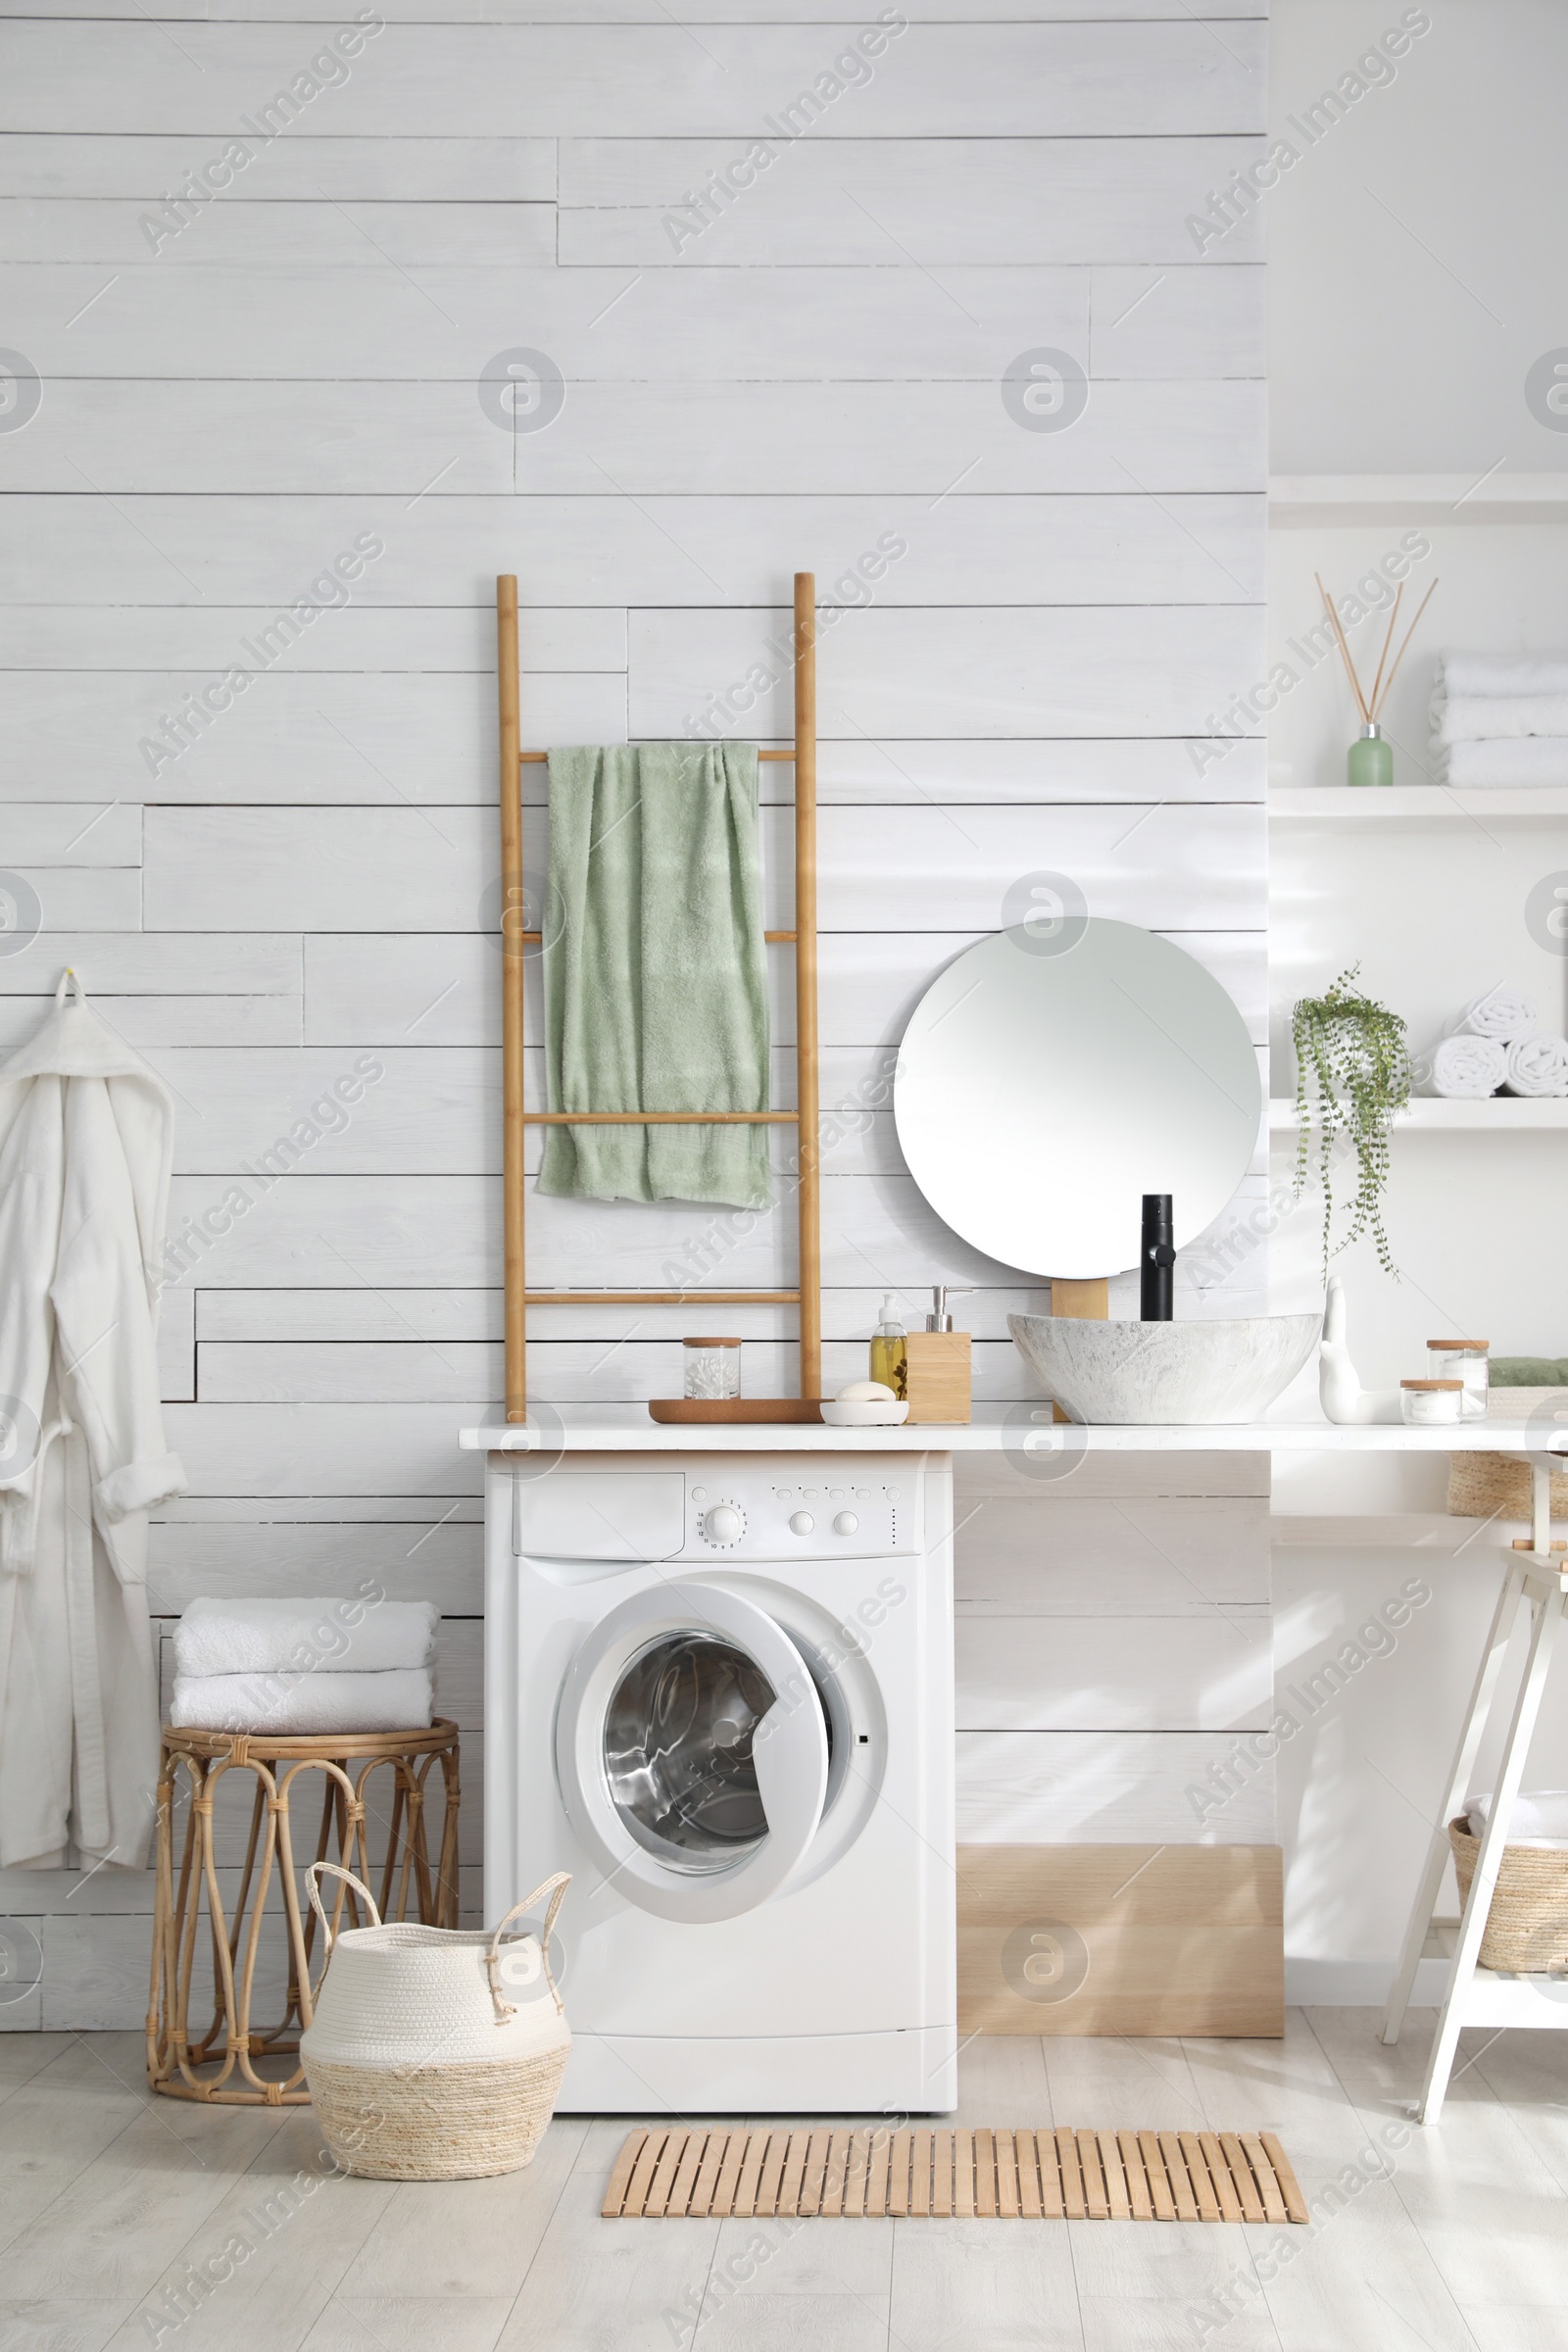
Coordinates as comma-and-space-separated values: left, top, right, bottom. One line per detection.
956, 1496, 1272, 1613
147, 1517, 482, 1613
162, 1402, 486, 1496
5, 804, 141, 863
957, 1613, 1272, 1734
140, 802, 1264, 934
5, 196, 557, 268
0, 932, 301, 995
957, 1731, 1275, 1844
956, 1451, 1271, 1501
6, 869, 139, 930
632, 605, 1267, 738
0, 670, 622, 800
5, 23, 1266, 140
0, 132, 558, 199
560, 137, 1265, 268
0, 995, 304, 1051
0, 604, 626, 671
0, 377, 1266, 498
0, 495, 1265, 609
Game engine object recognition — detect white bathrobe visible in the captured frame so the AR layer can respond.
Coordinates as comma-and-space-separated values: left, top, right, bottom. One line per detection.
0, 974, 186, 1869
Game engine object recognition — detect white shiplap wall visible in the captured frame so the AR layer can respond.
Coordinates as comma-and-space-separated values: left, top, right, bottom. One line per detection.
0, 0, 1268, 2026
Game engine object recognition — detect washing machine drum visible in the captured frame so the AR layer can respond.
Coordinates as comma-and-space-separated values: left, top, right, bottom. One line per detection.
556, 1583, 832, 1922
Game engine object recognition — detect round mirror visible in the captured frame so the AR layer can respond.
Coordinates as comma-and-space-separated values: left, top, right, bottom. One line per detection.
894, 919, 1260, 1280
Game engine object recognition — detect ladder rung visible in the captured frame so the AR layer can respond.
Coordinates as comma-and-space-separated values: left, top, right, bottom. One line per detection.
524, 1291, 802, 1306
525, 1110, 797, 1125
512, 930, 796, 944
520, 749, 796, 763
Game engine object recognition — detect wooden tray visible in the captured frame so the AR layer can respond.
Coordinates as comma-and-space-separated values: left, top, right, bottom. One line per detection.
648, 1398, 823, 1424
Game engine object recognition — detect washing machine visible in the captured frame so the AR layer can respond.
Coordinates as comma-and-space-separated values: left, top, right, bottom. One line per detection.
484, 1447, 956, 2115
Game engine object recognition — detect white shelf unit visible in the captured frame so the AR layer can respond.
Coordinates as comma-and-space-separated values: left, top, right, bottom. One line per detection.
1269, 1098, 1568, 1132
1270, 473, 1568, 527
1271, 786, 1568, 823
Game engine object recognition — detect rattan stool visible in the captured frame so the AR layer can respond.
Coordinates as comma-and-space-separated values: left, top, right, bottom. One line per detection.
147, 1719, 461, 2105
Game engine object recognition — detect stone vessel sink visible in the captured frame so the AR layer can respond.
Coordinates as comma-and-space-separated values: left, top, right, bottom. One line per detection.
1007, 1312, 1322, 1426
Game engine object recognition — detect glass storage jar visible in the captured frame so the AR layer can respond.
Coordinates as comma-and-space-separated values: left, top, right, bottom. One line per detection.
1400, 1378, 1464, 1427
683, 1337, 742, 1401
1427, 1339, 1489, 1419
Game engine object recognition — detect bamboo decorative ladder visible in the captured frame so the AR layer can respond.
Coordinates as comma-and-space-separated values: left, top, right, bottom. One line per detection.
494, 571, 822, 1422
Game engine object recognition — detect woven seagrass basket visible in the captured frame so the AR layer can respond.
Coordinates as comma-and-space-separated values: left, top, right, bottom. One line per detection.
301, 1862, 570, 2180
1447, 1817, 1568, 1973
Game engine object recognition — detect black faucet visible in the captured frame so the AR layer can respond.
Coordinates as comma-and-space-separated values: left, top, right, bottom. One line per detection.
1141, 1194, 1175, 1321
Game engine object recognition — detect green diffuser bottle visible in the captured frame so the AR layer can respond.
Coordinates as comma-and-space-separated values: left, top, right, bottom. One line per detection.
1348, 721, 1394, 789
1314, 567, 1438, 790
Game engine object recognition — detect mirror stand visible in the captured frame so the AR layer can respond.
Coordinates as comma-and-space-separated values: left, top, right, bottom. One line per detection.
1052, 1278, 1107, 1320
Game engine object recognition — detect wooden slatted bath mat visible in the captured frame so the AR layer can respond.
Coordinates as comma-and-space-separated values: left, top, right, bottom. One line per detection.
602, 2125, 1308, 2224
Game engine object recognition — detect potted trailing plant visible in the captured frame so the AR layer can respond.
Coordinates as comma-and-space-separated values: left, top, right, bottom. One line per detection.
1293, 965, 1412, 1276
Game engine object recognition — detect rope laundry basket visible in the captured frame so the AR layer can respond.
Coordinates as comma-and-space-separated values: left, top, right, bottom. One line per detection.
1447, 1818, 1568, 1973
300, 1861, 571, 2179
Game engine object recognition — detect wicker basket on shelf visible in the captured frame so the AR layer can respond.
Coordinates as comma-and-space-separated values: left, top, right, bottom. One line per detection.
1447, 1817, 1568, 1972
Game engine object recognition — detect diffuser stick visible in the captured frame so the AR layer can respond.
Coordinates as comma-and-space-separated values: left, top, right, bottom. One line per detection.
1366, 582, 1403, 719
1316, 573, 1370, 721
1371, 578, 1439, 717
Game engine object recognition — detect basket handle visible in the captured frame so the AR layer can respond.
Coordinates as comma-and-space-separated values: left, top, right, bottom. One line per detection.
306, 1859, 382, 1949
485, 1872, 570, 2024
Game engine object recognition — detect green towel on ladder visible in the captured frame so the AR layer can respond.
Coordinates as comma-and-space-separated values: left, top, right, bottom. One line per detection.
538, 744, 773, 1211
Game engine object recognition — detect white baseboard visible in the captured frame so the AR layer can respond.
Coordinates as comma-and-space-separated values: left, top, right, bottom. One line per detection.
1286, 1955, 1449, 2007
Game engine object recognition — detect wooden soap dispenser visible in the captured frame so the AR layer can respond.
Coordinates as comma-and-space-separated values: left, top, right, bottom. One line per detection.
904, 1286, 973, 1424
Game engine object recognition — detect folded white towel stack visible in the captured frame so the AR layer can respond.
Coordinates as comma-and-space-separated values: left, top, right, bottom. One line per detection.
1460, 984, 1538, 1045
174, 1595, 438, 1678
1430, 1034, 1507, 1099
170, 1669, 434, 1737
1504, 1033, 1568, 1099
1467, 1788, 1568, 1850
1431, 652, 1568, 784
171, 1593, 438, 1735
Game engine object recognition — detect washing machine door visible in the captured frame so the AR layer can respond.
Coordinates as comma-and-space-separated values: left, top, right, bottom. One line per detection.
555, 1581, 831, 1924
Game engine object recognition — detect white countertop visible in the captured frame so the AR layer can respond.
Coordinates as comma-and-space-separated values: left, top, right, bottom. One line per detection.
459, 1408, 1566, 1456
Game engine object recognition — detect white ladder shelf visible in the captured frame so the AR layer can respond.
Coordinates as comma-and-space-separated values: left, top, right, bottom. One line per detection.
1384, 1459, 1568, 2120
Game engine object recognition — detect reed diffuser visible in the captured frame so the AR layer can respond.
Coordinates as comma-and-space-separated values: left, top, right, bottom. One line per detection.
1315, 572, 1438, 787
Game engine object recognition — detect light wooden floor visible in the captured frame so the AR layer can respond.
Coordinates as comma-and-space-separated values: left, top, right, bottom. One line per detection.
2, 2014, 1565, 2352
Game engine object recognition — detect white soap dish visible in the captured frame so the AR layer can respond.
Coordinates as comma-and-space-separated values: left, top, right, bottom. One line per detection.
819, 1399, 910, 1428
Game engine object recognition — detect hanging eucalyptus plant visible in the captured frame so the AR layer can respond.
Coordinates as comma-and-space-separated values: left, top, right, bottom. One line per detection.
1293, 965, 1411, 1277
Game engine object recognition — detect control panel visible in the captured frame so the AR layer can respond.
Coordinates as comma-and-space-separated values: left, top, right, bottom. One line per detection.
684, 1472, 915, 1558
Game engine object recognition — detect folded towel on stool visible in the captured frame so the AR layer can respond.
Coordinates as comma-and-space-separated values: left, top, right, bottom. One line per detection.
1467, 1789, 1568, 1848
1429, 1034, 1506, 1098
1460, 985, 1538, 1044
170, 1668, 434, 1736
1504, 1034, 1568, 1098
173, 1596, 438, 1678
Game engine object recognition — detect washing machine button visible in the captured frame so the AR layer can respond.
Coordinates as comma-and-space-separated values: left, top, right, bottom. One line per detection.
691, 1486, 708, 1503
829, 1487, 845, 1500
886, 1486, 902, 1502
789, 1510, 814, 1537
703, 1503, 744, 1545
833, 1511, 858, 1537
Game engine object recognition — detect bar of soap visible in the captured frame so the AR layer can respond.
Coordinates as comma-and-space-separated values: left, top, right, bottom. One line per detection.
837, 1380, 898, 1404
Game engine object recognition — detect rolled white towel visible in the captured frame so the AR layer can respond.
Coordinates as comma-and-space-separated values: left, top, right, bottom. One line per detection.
1432, 693, 1568, 745
1504, 1034, 1568, 1098
1461, 984, 1538, 1044
1428, 1034, 1506, 1099
174, 1594, 438, 1678
169, 1668, 435, 1736
1435, 738, 1568, 786
1468, 1788, 1568, 1848
1439, 653, 1568, 697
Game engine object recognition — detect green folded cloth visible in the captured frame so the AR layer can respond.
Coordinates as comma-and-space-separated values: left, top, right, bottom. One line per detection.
538, 744, 773, 1210
1492, 1357, 1568, 1387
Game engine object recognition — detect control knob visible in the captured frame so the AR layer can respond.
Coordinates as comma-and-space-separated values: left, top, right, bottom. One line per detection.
789, 1510, 814, 1536
702, 1503, 744, 1546
833, 1511, 858, 1536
